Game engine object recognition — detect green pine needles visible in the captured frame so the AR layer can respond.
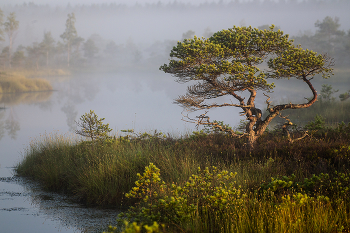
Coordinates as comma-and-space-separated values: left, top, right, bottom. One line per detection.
160, 25, 334, 149
75, 110, 112, 141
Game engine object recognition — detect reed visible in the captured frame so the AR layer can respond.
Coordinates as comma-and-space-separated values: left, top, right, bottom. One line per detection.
16, 133, 202, 206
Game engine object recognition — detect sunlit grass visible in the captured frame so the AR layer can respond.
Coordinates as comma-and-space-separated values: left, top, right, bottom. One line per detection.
186, 195, 349, 233
16, 125, 350, 232
16, 132, 202, 206
0, 71, 53, 93
110, 159, 350, 233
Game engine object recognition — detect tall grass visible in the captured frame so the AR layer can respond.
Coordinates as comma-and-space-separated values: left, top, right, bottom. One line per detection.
16, 133, 202, 206
186, 195, 349, 233
16, 125, 350, 232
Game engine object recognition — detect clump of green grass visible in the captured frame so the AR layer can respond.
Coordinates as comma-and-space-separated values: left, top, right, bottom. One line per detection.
0, 72, 52, 93
16, 132, 201, 206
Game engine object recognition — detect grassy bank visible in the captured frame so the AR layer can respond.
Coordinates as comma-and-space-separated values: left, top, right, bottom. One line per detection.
15, 123, 350, 232
0, 71, 53, 93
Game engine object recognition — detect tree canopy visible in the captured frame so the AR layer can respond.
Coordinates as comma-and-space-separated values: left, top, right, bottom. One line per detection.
315, 16, 343, 38
0, 9, 4, 42
4, 12, 19, 68
60, 13, 78, 67
83, 38, 99, 60
160, 25, 334, 149
294, 16, 349, 65
40, 31, 55, 67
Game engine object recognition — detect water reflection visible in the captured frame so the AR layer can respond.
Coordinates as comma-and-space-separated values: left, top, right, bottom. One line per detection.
0, 91, 53, 141
1, 70, 348, 233
4, 108, 20, 140
0, 176, 120, 233
24, 180, 120, 233
0, 108, 20, 140
0, 72, 196, 233
0, 110, 5, 140
0, 91, 53, 106
61, 102, 78, 133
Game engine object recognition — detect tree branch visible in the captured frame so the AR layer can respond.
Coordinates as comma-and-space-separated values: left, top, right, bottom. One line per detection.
279, 114, 309, 143
181, 111, 245, 138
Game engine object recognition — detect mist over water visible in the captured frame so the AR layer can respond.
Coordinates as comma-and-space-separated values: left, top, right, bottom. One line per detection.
1, 1, 349, 51
0, 1, 349, 232
0, 0, 349, 181
0, 72, 189, 232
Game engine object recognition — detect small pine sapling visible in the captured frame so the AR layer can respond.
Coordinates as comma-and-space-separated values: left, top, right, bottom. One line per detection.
75, 110, 112, 141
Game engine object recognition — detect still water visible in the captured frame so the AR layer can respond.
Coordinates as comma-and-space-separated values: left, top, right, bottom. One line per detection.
0, 70, 339, 232
0, 71, 195, 233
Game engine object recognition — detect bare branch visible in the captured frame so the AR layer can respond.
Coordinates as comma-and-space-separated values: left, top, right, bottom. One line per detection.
279, 114, 308, 143
175, 94, 246, 110
181, 111, 245, 138
263, 93, 273, 112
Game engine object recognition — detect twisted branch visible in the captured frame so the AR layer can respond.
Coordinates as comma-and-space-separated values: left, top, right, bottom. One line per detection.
278, 114, 309, 143
181, 110, 245, 138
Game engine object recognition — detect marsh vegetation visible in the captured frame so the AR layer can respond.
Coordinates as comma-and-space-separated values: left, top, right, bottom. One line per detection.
5, 1, 350, 232
15, 113, 350, 232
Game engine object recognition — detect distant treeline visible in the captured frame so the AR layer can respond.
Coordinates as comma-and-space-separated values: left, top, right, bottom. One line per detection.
1, 0, 347, 10
0, 0, 349, 71
293, 16, 350, 66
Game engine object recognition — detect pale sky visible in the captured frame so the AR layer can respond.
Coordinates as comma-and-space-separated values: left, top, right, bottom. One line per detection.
3, 0, 236, 6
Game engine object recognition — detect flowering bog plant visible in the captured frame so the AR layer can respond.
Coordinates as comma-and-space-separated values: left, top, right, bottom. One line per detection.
118, 163, 243, 232
260, 172, 350, 200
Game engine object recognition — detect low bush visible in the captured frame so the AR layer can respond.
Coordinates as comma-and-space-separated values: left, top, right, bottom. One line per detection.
111, 163, 350, 233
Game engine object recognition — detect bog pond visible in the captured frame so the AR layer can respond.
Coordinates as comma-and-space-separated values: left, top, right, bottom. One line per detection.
0, 71, 194, 232
0, 70, 340, 232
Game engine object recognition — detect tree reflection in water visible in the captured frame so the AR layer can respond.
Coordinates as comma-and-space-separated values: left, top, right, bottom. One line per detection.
0, 91, 53, 141
5, 107, 20, 140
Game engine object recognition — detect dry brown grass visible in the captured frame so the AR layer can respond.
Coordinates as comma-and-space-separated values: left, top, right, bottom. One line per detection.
0, 71, 53, 93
